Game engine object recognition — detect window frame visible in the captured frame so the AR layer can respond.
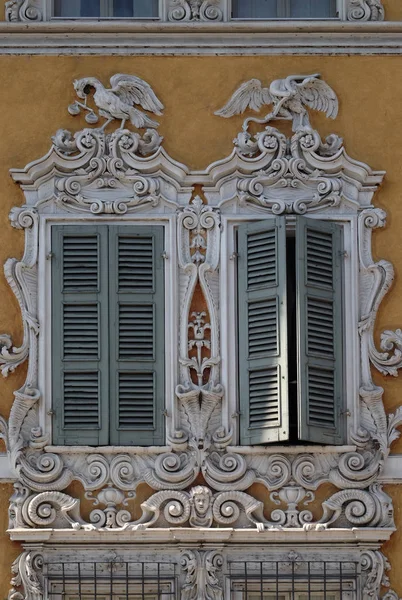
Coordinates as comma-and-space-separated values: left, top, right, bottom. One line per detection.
220, 213, 358, 447
48, 0, 162, 19
231, 0, 341, 20
39, 215, 178, 449
41, 0, 353, 22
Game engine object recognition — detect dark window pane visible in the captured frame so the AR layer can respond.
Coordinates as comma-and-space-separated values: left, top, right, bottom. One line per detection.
113, 0, 133, 17
81, 0, 101, 17
232, 0, 278, 18
290, 0, 337, 17
54, 0, 100, 17
113, 0, 158, 17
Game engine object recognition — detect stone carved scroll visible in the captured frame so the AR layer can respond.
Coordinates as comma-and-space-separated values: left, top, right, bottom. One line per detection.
5, 0, 42, 21
168, 0, 223, 21
9, 551, 43, 600
347, 0, 384, 21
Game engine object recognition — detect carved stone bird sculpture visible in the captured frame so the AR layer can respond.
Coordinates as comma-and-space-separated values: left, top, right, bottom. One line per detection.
215, 74, 338, 132
71, 74, 164, 130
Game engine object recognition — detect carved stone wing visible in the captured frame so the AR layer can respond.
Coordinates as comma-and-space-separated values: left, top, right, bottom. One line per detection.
215, 78, 273, 118
296, 76, 338, 119
109, 73, 164, 115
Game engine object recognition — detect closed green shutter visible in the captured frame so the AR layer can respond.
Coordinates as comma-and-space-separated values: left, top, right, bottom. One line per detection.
296, 217, 344, 444
238, 218, 289, 445
52, 225, 109, 445
108, 226, 165, 445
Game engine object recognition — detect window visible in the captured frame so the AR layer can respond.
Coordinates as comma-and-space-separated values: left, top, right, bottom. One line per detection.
232, 0, 338, 19
46, 560, 177, 600
228, 559, 358, 600
53, 0, 159, 18
51, 224, 165, 446
237, 216, 344, 446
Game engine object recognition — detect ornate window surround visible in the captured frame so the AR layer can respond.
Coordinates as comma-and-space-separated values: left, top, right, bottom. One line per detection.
219, 213, 358, 442
39, 214, 179, 447
5, 0, 385, 22
2, 73, 402, 599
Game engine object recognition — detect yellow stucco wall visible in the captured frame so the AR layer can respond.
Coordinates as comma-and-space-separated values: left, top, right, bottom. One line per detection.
2, 54, 402, 592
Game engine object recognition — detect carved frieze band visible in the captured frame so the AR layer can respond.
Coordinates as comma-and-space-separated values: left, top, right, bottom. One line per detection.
5, 0, 384, 21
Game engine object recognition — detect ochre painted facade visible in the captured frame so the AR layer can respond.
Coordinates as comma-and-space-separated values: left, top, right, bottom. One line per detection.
2, 45, 402, 598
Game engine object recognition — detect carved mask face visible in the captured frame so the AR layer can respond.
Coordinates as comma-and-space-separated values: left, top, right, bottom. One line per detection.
194, 493, 209, 515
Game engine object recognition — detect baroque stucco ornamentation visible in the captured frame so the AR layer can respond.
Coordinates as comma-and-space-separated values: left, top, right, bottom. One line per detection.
9, 551, 43, 600
1, 74, 402, 600
181, 549, 223, 600
69, 74, 164, 131
216, 74, 338, 133
347, 0, 384, 21
168, 0, 223, 21
5, 0, 42, 21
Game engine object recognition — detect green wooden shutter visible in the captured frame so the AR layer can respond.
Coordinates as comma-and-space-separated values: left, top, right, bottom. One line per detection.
109, 226, 165, 445
296, 217, 344, 444
238, 218, 289, 445
52, 225, 109, 446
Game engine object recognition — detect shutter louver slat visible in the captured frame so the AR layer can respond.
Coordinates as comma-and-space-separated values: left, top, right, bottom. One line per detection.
238, 218, 289, 445
62, 236, 99, 291
118, 236, 154, 291
52, 225, 109, 446
63, 304, 99, 358
249, 367, 280, 427
118, 304, 154, 360
63, 371, 100, 428
297, 217, 344, 444
118, 372, 155, 428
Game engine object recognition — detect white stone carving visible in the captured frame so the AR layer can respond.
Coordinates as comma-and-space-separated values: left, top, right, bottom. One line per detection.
68, 74, 164, 131
181, 549, 223, 600
9, 550, 43, 600
131, 485, 268, 530
318, 485, 394, 528
347, 0, 384, 21
5, 0, 42, 21
168, 0, 223, 21
216, 74, 338, 133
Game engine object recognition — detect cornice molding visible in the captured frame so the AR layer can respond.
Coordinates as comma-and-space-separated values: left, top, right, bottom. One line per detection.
1, 21, 402, 55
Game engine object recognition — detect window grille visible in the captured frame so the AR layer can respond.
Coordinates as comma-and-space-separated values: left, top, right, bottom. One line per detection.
45, 561, 178, 600
228, 560, 359, 599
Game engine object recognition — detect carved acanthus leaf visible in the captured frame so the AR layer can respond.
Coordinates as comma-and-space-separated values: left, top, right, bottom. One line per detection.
9, 551, 43, 600
181, 549, 224, 600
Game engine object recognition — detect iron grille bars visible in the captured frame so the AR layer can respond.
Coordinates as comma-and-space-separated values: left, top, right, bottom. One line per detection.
228, 560, 359, 599
45, 560, 177, 600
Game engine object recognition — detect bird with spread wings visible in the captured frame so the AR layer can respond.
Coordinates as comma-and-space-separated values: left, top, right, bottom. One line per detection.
69, 74, 164, 130
215, 74, 338, 132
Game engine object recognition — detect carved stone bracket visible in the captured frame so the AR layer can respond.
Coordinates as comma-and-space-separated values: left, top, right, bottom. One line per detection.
347, 0, 384, 21
167, 0, 223, 21
181, 549, 224, 600
9, 550, 43, 600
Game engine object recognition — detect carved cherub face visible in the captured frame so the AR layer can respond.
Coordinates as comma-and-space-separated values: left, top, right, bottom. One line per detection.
190, 486, 212, 516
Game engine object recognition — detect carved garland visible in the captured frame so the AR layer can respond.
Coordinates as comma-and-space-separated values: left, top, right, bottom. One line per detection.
1, 72, 402, 600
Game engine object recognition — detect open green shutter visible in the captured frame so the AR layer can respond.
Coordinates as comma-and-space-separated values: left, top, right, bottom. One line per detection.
109, 226, 165, 445
296, 217, 344, 444
52, 225, 109, 445
238, 218, 289, 445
